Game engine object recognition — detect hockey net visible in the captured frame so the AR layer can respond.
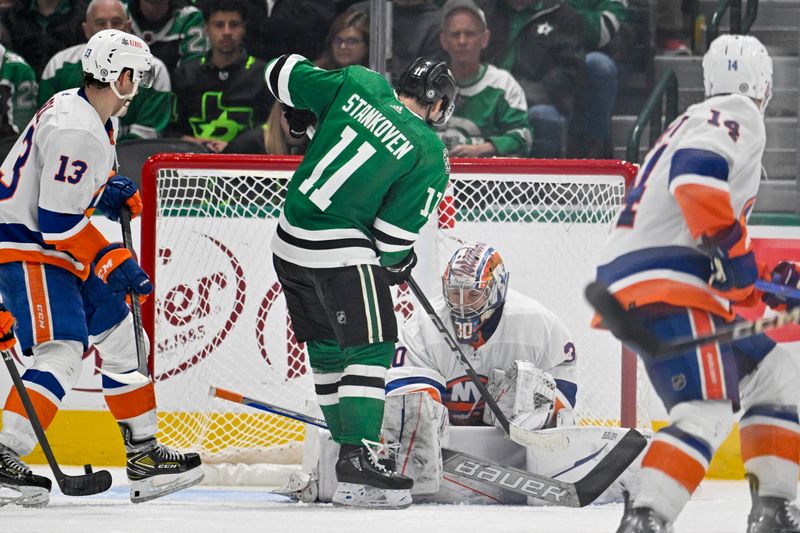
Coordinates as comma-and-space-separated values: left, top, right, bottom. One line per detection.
141, 155, 644, 484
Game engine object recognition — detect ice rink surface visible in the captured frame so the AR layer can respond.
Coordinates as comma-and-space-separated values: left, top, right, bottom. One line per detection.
2, 467, 780, 533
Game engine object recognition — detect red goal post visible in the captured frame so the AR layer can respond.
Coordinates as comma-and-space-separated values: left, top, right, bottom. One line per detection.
140, 155, 641, 469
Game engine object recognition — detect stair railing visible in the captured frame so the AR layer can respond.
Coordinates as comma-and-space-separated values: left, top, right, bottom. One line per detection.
707, 0, 759, 46
626, 69, 679, 164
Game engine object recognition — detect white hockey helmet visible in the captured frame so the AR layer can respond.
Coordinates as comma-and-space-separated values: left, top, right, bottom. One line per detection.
81, 29, 154, 95
702, 34, 772, 112
442, 242, 509, 343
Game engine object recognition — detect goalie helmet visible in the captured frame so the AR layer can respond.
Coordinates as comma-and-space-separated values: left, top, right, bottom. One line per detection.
397, 57, 458, 126
81, 29, 154, 100
702, 34, 772, 113
442, 242, 509, 343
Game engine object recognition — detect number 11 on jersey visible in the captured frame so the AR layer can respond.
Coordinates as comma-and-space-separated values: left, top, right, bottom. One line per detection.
298, 125, 376, 211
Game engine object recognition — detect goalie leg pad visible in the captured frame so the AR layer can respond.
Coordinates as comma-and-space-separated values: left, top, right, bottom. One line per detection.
739, 343, 800, 500
382, 392, 449, 495
483, 361, 556, 431
636, 399, 734, 524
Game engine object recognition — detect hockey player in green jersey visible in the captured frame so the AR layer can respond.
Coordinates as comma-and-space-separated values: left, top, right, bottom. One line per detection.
0, 43, 37, 136
265, 54, 456, 509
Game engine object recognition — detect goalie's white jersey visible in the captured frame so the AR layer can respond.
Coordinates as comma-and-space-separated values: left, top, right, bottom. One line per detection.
595, 94, 766, 321
0, 89, 117, 278
389, 289, 577, 424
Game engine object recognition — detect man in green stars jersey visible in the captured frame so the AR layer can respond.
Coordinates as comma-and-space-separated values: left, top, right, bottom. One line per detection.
265, 54, 456, 509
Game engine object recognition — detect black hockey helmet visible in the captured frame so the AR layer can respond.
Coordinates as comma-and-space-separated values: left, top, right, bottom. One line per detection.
397, 57, 458, 126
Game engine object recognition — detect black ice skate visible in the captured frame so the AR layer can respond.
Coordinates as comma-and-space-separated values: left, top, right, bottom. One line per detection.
333, 439, 413, 509
123, 425, 204, 503
0, 442, 51, 507
616, 491, 673, 533
747, 474, 800, 533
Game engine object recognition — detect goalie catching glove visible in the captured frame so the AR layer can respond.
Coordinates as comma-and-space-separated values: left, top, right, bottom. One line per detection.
762, 261, 800, 311
93, 244, 153, 301
0, 304, 16, 351
483, 361, 558, 431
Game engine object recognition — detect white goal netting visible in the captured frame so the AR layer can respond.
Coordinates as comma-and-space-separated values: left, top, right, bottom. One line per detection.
144, 156, 646, 483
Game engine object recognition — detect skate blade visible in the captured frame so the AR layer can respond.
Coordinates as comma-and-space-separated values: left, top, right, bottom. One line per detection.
0, 484, 49, 508
130, 467, 204, 503
332, 482, 412, 510
273, 471, 318, 503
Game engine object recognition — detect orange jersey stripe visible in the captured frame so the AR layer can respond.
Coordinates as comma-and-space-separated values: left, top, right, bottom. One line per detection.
673, 183, 736, 239
741, 424, 800, 464
0, 249, 86, 277
25, 264, 52, 344
104, 382, 156, 421
642, 440, 707, 493
44, 222, 109, 279
4, 387, 59, 429
613, 280, 733, 320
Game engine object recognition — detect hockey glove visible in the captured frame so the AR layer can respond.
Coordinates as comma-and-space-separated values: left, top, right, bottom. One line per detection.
700, 222, 759, 304
762, 261, 800, 311
383, 249, 417, 286
97, 174, 142, 222
0, 304, 16, 351
93, 244, 153, 301
282, 105, 315, 139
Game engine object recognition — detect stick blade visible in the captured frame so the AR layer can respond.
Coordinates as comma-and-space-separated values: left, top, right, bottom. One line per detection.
58, 469, 113, 496
573, 428, 648, 506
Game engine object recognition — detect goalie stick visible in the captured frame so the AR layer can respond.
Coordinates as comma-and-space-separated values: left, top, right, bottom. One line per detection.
210, 385, 646, 507
2, 349, 112, 496
755, 279, 800, 301
585, 280, 800, 358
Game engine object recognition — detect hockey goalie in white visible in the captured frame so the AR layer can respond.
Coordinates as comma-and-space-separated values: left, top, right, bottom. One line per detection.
283, 242, 645, 505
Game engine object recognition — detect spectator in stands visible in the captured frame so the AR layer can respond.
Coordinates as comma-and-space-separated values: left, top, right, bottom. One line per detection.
566, 0, 625, 158
656, 0, 691, 55
39, 0, 172, 142
127, 0, 207, 75
0, 0, 89, 78
478, 0, 585, 158
0, 43, 36, 137
316, 9, 369, 70
171, 0, 272, 153
351, 0, 444, 83
225, 0, 334, 63
223, 101, 311, 155
437, 0, 532, 157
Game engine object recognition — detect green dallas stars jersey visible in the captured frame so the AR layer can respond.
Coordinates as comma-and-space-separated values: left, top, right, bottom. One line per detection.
0, 44, 37, 135
265, 55, 450, 269
437, 63, 532, 156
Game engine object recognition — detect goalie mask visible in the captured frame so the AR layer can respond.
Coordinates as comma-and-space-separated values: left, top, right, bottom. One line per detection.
442, 242, 509, 343
703, 34, 772, 113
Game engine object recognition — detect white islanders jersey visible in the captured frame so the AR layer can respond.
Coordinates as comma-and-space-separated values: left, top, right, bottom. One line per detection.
0, 89, 117, 278
388, 289, 577, 423
596, 94, 766, 320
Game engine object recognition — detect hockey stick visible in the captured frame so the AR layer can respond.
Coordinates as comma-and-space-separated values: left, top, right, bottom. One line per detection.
755, 279, 800, 301
97, 208, 150, 386
406, 275, 552, 447
2, 349, 113, 496
585, 280, 800, 358
210, 385, 646, 507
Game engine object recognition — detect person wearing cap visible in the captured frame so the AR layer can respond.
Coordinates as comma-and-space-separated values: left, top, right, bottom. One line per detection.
477, 0, 585, 158
437, 0, 532, 157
